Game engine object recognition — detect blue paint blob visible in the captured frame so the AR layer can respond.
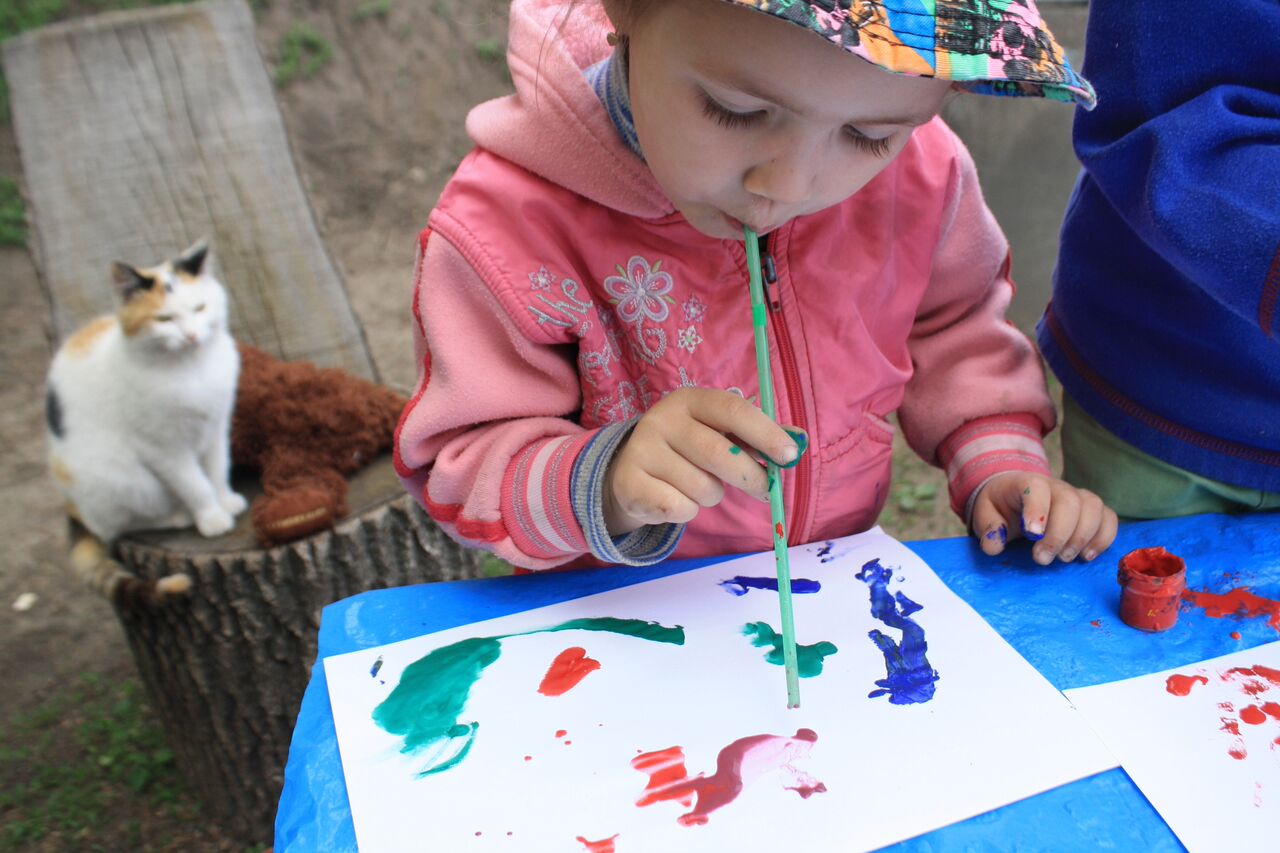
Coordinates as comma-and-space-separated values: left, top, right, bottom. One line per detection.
718, 576, 821, 596
370, 656, 383, 678
855, 558, 940, 705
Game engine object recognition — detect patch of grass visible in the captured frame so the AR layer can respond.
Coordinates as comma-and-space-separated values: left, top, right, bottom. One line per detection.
352, 0, 390, 21
0, 177, 25, 246
473, 38, 502, 63
274, 23, 333, 87
0, 674, 200, 851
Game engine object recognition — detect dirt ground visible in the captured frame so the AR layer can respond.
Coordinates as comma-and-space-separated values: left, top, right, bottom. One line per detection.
0, 0, 1046, 848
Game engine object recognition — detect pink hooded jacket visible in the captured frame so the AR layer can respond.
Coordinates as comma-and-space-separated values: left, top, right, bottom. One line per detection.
394, 0, 1055, 570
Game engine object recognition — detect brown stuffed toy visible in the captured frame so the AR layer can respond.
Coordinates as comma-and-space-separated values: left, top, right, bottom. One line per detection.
231, 343, 407, 546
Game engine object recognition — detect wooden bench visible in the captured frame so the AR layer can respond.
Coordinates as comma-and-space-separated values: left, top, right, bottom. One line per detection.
3, 0, 485, 842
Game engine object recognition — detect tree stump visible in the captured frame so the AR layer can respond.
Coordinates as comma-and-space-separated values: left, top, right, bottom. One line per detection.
3, 1, 490, 843
115, 460, 487, 843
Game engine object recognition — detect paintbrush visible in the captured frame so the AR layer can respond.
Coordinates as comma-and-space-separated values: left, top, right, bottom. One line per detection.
743, 226, 801, 709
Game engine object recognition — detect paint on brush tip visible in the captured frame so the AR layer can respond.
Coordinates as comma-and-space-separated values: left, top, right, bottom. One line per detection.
856, 558, 940, 705
742, 621, 838, 677
719, 575, 821, 596
373, 617, 684, 776
632, 729, 825, 827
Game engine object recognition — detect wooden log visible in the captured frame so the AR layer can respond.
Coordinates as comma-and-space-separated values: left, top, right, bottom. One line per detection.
2, 0, 377, 380
115, 457, 489, 844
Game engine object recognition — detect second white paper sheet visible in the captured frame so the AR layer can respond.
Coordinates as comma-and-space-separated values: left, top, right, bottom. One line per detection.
1065, 642, 1280, 853
326, 529, 1116, 852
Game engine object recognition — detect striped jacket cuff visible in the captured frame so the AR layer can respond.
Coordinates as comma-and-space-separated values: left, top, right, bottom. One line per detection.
500, 433, 595, 560
938, 413, 1051, 522
571, 420, 685, 566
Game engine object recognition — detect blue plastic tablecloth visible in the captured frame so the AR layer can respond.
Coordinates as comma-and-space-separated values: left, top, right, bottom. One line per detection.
275, 512, 1280, 851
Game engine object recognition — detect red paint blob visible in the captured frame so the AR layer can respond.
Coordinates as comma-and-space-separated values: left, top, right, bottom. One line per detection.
1229, 745, 1248, 761
1241, 705, 1268, 726
1181, 587, 1280, 632
1090, 619, 1102, 628
576, 835, 619, 853
538, 647, 601, 697
524, 755, 532, 762
555, 729, 568, 739
1117, 547, 1186, 632
1222, 719, 1242, 737
1231, 631, 1242, 640
1262, 702, 1280, 721
775, 522, 785, 539
565, 740, 573, 746
1166, 673, 1208, 696
631, 730, 824, 827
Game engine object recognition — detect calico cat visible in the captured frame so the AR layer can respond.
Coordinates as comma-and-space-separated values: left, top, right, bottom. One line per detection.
45, 239, 246, 606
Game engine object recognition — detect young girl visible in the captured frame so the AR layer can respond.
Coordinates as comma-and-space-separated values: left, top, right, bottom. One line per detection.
394, 0, 1117, 571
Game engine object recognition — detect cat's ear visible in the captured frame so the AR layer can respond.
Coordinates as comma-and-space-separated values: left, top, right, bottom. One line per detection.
174, 238, 210, 278
111, 262, 155, 301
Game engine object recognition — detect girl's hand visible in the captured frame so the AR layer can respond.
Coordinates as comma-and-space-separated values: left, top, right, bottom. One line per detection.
971, 472, 1118, 565
602, 388, 803, 535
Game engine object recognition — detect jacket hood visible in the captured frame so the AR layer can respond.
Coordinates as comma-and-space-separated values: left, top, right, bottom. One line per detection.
466, 0, 673, 219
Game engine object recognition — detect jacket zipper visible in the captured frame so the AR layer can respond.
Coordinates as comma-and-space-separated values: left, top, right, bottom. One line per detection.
758, 234, 811, 544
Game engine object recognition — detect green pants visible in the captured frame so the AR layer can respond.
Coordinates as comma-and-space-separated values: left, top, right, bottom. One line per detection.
1061, 392, 1280, 521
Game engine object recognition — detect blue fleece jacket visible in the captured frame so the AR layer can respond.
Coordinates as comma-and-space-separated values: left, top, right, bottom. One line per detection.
1038, 0, 1280, 492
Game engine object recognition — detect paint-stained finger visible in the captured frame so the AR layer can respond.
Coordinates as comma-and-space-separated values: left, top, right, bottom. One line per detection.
667, 420, 770, 501
1033, 485, 1080, 566
1018, 477, 1053, 547
970, 495, 1012, 556
643, 450, 729, 509
683, 389, 801, 468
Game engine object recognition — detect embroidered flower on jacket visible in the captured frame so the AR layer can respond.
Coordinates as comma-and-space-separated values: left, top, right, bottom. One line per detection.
528, 266, 555, 290
604, 256, 676, 324
682, 295, 707, 324
677, 325, 703, 353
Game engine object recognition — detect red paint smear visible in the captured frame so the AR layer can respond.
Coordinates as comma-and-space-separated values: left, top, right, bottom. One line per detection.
1220, 702, 1236, 713
1241, 705, 1268, 726
1221, 718, 1241, 736
555, 730, 568, 739
1229, 745, 1248, 761
1225, 665, 1280, 688
1166, 674, 1208, 696
1262, 702, 1280, 720
775, 522, 785, 538
631, 730, 824, 827
1181, 587, 1280, 631
538, 647, 602, 697
1090, 620, 1102, 628
576, 834, 619, 852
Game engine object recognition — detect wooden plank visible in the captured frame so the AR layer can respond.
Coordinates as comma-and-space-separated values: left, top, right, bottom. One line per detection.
3, 0, 377, 380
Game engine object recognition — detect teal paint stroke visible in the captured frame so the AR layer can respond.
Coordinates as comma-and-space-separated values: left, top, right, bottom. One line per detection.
373, 617, 685, 777
742, 622, 838, 677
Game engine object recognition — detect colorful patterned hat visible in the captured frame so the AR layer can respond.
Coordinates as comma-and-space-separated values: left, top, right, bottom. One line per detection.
720, 0, 1095, 109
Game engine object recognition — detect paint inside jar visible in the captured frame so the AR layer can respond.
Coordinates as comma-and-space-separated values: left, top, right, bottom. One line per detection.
1117, 546, 1187, 632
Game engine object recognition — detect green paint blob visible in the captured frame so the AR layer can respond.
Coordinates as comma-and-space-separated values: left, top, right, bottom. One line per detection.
373, 618, 685, 775
729, 445, 743, 455
742, 622, 838, 678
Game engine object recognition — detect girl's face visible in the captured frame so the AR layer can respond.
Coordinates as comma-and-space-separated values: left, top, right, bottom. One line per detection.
626, 0, 953, 240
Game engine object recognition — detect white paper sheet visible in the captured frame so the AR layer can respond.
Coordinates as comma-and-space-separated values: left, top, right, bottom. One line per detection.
326, 528, 1115, 852
1065, 642, 1280, 853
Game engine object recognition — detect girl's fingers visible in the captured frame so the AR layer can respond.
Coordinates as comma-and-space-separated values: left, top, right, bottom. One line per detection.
971, 495, 1014, 556
1081, 506, 1119, 562
1057, 489, 1104, 562
683, 390, 801, 469
643, 448, 729, 509
1032, 485, 1080, 565
613, 471, 702, 526
668, 421, 771, 501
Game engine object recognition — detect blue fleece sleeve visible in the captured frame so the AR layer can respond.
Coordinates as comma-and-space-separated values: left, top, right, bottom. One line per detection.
1072, 0, 1280, 336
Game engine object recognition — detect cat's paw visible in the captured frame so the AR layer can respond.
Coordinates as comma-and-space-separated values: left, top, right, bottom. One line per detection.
220, 491, 249, 516
195, 506, 235, 538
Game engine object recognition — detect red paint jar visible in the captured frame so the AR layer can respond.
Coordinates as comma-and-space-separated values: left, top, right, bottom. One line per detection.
1117, 547, 1187, 632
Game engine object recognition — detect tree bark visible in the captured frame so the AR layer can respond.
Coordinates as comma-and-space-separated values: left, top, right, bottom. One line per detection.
115, 458, 488, 844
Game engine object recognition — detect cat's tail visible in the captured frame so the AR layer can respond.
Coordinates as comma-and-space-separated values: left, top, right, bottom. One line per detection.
67, 518, 192, 607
